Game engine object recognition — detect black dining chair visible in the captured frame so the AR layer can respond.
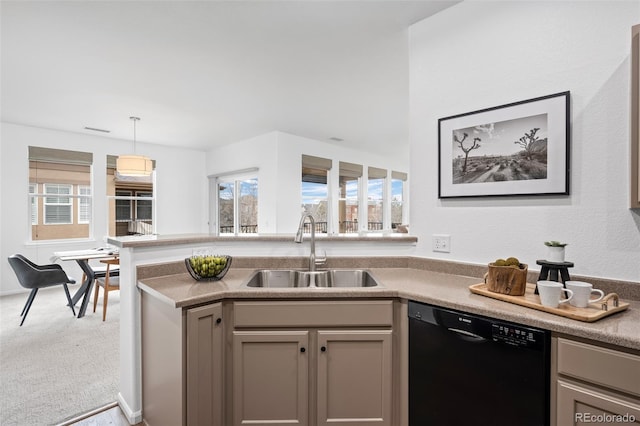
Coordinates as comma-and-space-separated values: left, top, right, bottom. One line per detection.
7, 254, 77, 326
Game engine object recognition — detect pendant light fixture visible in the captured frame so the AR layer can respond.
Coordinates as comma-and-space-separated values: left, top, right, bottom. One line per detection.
116, 116, 153, 176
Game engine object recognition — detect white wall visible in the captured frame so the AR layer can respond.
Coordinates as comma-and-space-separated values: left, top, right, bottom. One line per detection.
206, 131, 409, 234
0, 122, 208, 294
409, 1, 640, 281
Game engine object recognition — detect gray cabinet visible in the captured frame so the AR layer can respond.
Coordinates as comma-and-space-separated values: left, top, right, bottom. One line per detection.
232, 330, 309, 426
186, 303, 224, 426
316, 330, 392, 426
553, 337, 640, 425
231, 300, 395, 426
141, 295, 223, 426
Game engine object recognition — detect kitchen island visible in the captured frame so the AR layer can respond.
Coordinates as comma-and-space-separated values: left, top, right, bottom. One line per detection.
108, 234, 639, 425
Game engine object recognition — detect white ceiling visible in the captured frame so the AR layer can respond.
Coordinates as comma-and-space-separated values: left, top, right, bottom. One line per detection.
1, 1, 457, 156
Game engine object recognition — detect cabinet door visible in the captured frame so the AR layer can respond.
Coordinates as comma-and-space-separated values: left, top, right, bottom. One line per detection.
232, 330, 309, 426
557, 379, 640, 425
316, 330, 393, 426
186, 303, 224, 426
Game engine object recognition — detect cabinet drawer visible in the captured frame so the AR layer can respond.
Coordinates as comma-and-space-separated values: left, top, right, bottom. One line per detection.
233, 300, 393, 328
557, 338, 640, 397
557, 379, 640, 425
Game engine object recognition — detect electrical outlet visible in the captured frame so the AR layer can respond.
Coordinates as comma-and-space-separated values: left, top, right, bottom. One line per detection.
432, 234, 451, 253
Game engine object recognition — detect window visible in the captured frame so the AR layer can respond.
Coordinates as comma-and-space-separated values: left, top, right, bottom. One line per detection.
136, 191, 153, 221
338, 161, 362, 233
367, 167, 386, 231
391, 171, 407, 229
44, 183, 73, 224
29, 184, 37, 225
29, 147, 93, 241
301, 155, 408, 234
78, 185, 91, 224
115, 190, 132, 221
107, 155, 155, 236
216, 175, 258, 234
301, 155, 331, 233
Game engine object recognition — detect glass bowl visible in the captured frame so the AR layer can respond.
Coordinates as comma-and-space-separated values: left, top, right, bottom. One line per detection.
185, 254, 232, 281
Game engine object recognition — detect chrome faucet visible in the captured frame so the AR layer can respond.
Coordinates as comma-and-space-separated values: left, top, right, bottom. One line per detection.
294, 213, 326, 271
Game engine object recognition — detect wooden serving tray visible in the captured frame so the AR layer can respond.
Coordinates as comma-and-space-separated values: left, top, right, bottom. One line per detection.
469, 283, 629, 322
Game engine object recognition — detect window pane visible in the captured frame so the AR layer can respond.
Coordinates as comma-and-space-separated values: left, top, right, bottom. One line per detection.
367, 177, 384, 231
339, 176, 359, 233
29, 184, 37, 225
136, 191, 153, 221
115, 191, 132, 221
302, 161, 329, 234
44, 184, 72, 224
301, 180, 328, 233
45, 205, 72, 224
78, 185, 91, 224
239, 179, 258, 233
218, 182, 234, 233
391, 178, 403, 228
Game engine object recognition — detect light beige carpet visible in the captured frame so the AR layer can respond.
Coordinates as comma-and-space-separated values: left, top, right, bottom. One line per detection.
1, 285, 119, 426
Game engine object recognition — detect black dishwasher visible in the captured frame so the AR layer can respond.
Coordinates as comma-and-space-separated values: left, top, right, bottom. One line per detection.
409, 301, 550, 426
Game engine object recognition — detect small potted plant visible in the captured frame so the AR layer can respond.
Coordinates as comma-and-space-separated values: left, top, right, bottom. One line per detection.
544, 241, 568, 263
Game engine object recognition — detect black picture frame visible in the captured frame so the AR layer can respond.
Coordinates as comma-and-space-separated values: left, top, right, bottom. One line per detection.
438, 91, 570, 198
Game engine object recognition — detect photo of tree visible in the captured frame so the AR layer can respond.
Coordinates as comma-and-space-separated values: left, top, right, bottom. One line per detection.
451, 113, 548, 185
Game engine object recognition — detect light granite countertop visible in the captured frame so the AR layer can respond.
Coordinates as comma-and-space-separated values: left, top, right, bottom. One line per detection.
138, 266, 640, 351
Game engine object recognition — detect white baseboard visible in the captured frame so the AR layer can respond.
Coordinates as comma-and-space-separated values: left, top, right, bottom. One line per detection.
118, 392, 142, 425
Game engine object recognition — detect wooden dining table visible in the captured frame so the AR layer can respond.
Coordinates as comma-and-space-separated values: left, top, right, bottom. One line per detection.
52, 248, 119, 318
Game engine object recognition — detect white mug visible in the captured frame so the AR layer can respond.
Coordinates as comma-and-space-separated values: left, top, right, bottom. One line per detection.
537, 281, 573, 308
565, 281, 605, 308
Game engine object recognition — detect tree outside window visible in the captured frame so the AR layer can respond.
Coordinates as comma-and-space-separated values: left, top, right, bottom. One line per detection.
367, 167, 386, 231
391, 171, 407, 229
217, 176, 258, 234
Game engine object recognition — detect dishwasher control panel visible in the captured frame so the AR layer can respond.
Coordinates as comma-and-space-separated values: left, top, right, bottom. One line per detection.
491, 323, 544, 349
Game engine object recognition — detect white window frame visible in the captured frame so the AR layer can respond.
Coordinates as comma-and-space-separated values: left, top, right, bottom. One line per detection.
78, 185, 91, 224
208, 169, 259, 235
29, 183, 38, 225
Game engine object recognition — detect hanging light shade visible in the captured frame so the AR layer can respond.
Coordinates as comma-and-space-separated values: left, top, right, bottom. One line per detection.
117, 116, 153, 176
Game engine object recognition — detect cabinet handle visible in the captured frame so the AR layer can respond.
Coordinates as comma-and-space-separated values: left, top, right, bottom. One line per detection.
300, 347, 306, 353
321, 346, 326, 352
216, 317, 222, 324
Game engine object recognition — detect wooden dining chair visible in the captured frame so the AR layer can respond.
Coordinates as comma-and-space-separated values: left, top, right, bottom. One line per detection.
93, 258, 120, 321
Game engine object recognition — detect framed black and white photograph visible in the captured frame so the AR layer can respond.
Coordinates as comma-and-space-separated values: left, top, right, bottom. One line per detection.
438, 91, 570, 198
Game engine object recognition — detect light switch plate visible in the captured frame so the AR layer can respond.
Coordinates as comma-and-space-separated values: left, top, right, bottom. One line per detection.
432, 234, 451, 253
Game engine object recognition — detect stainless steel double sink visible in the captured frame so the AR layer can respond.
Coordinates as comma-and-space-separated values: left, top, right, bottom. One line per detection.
244, 269, 381, 288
